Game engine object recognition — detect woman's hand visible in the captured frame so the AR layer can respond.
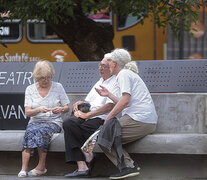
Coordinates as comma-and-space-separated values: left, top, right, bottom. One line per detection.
52, 107, 63, 114
25, 106, 50, 117
38, 106, 51, 113
95, 85, 109, 97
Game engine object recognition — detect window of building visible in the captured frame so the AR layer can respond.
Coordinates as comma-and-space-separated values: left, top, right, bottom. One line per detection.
0, 19, 22, 43
26, 20, 63, 43
117, 13, 141, 31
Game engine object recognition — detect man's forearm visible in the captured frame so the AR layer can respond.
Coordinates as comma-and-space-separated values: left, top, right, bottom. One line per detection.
108, 92, 119, 104
87, 103, 114, 119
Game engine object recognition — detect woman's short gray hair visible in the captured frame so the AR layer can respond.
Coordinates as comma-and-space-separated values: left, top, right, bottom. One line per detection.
33, 60, 55, 81
111, 48, 138, 73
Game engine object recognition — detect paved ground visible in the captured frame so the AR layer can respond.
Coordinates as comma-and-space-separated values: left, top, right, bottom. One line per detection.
0, 176, 108, 180
0, 176, 207, 180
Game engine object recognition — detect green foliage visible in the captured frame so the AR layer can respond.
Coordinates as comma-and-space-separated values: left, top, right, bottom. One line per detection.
108, 0, 204, 38
0, 0, 77, 23
150, 0, 202, 38
0, 0, 206, 37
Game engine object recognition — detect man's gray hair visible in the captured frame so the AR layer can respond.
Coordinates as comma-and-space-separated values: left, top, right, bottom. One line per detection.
104, 53, 112, 59
111, 48, 138, 73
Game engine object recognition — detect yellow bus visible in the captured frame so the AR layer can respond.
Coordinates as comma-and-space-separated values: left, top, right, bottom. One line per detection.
0, 12, 167, 62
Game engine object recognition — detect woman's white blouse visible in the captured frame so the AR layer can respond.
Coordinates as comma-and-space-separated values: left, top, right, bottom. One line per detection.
24, 81, 70, 127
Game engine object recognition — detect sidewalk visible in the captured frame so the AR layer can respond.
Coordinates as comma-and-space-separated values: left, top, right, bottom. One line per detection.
0, 176, 108, 180
0, 176, 205, 180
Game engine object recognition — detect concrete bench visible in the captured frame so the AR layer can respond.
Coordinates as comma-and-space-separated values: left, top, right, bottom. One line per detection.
1, 93, 207, 155
1, 61, 207, 178
1, 131, 207, 154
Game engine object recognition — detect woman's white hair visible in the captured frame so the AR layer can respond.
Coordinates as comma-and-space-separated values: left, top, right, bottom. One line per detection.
110, 48, 138, 73
124, 61, 139, 73
33, 60, 55, 81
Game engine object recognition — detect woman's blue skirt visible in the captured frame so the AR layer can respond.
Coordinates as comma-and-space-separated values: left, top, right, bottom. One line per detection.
22, 121, 61, 152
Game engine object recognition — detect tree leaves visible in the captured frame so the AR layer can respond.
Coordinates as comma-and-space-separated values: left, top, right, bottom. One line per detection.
0, 0, 206, 38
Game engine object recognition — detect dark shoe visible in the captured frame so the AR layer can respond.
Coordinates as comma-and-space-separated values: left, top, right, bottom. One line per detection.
109, 167, 140, 179
133, 161, 141, 171
65, 169, 90, 178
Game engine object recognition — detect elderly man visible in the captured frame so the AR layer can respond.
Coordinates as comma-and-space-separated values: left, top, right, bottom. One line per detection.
63, 54, 120, 178
96, 49, 157, 179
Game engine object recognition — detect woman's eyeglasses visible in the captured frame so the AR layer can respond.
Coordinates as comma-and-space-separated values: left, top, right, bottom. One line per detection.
39, 76, 51, 81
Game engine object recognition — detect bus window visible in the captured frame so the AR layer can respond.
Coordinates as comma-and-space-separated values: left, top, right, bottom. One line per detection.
0, 19, 22, 43
26, 20, 63, 43
117, 13, 141, 31
88, 7, 112, 24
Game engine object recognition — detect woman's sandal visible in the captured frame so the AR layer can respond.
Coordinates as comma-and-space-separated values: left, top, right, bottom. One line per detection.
18, 171, 27, 178
28, 168, 47, 177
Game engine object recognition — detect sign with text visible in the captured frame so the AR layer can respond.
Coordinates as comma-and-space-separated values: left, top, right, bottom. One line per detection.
0, 62, 63, 93
0, 93, 29, 130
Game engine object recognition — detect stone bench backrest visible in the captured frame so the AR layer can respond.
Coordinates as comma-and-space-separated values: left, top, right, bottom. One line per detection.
1, 60, 207, 131
67, 93, 207, 134
1, 59, 207, 93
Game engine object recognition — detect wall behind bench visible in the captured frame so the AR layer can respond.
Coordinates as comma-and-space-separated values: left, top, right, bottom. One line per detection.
1, 60, 207, 130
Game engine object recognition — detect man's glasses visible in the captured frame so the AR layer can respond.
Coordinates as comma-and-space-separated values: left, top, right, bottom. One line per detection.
99, 63, 109, 69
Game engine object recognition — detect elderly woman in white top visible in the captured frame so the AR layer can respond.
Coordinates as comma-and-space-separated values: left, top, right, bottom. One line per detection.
96, 48, 157, 180
18, 60, 70, 178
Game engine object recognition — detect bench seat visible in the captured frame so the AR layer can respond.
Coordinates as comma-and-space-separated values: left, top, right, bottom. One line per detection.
1, 130, 207, 155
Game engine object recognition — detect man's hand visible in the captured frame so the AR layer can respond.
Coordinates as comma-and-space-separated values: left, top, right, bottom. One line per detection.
73, 101, 83, 112
95, 85, 109, 97
74, 110, 90, 119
